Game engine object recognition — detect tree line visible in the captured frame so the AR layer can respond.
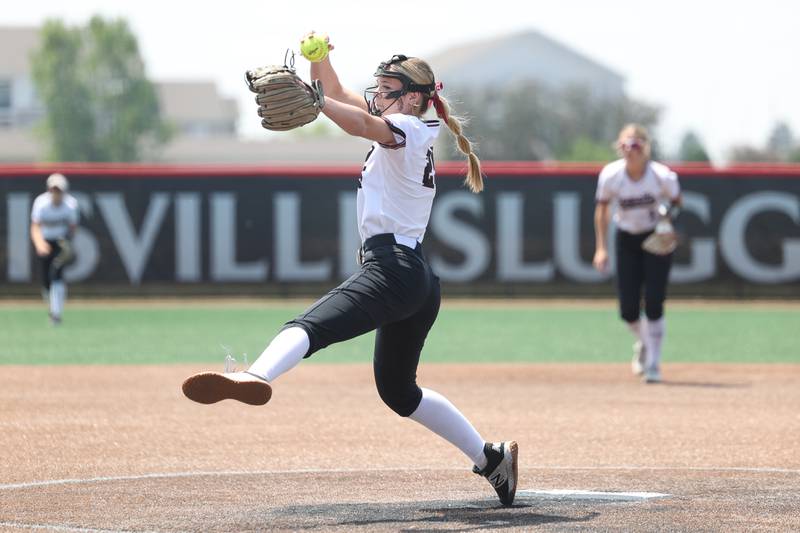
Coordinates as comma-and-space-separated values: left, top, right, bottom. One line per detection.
31, 16, 170, 162
30, 16, 800, 165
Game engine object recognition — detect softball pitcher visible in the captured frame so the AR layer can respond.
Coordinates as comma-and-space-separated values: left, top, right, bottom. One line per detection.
183, 35, 518, 506
30, 173, 79, 325
593, 124, 682, 383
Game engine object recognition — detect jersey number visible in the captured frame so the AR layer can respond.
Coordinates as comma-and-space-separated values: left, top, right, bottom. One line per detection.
359, 146, 376, 188
423, 148, 435, 189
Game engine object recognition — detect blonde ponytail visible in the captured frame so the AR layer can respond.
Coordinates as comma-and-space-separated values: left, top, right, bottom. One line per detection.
435, 94, 483, 193
388, 57, 484, 193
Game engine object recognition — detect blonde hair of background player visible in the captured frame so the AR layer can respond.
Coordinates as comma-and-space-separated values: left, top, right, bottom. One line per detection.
389, 58, 483, 193
615, 123, 652, 161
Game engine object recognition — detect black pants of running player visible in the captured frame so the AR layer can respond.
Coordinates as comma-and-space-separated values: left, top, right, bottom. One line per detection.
285, 233, 441, 417
39, 239, 65, 290
615, 229, 673, 323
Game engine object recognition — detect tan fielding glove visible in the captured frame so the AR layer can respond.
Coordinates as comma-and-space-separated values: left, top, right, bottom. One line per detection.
245, 60, 324, 132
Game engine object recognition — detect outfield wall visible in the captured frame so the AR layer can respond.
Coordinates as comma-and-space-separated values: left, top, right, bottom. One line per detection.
2, 162, 799, 298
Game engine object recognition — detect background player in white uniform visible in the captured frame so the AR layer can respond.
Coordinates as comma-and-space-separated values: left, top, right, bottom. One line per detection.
593, 124, 682, 383
182, 36, 518, 506
30, 173, 79, 325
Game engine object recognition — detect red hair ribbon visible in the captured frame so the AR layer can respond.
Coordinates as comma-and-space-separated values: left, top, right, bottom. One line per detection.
430, 81, 447, 122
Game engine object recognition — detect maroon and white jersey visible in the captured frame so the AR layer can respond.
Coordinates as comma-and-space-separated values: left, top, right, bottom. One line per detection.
595, 159, 680, 234
358, 113, 440, 243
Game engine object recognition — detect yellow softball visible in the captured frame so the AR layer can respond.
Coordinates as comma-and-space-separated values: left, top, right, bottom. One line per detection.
300, 34, 329, 63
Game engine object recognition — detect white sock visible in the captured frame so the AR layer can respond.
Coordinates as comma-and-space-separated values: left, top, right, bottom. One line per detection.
50, 281, 65, 318
644, 318, 665, 369
409, 388, 487, 469
247, 326, 310, 382
626, 319, 645, 344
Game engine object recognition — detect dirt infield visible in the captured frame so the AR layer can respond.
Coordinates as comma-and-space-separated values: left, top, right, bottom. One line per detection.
1, 363, 799, 531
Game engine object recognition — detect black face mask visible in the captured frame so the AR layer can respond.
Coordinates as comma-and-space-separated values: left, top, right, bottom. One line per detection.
363, 85, 405, 116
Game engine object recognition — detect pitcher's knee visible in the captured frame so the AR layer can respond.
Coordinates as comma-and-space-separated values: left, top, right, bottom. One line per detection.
376, 381, 422, 417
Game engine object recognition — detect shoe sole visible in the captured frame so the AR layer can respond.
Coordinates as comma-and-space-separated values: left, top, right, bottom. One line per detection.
182, 372, 272, 406
502, 441, 519, 506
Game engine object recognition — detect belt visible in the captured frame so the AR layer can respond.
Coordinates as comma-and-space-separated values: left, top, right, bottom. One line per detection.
358, 233, 421, 264
363, 233, 420, 251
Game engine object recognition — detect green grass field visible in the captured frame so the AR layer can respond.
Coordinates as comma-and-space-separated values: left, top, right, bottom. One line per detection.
2, 301, 798, 365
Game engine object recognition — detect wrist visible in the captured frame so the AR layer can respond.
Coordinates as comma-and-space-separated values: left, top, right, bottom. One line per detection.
659, 202, 681, 219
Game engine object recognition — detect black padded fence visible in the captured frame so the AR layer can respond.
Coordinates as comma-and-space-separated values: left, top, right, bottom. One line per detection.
2, 163, 799, 298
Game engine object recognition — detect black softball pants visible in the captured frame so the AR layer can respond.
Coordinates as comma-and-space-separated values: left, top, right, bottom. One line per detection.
615, 229, 673, 323
39, 239, 65, 290
284, 233, 441, 417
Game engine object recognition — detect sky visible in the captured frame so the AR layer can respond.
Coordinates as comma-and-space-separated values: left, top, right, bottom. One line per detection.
4, 0, 799, 162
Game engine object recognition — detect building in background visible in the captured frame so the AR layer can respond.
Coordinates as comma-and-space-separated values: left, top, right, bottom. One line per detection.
0, 28, 240, 139
426, 30, 625, 99
0, 28, 46, 162
0, 27, 627, 164
0, 26, 371, 164
155, 81, 237, 139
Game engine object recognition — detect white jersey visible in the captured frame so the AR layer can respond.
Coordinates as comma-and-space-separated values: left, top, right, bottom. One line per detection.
595, 159, 680, 234
31, 192, 79, 241
358, 113, 441, 243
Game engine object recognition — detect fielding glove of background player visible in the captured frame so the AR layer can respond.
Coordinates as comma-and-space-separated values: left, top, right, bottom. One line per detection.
52, 238, 75, 269
641, 224, 677, 255
642, 203, 678, 255
245, 59, 324, 132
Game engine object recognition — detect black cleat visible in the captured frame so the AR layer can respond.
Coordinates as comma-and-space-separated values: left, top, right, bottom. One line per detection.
473, 441, 519, 506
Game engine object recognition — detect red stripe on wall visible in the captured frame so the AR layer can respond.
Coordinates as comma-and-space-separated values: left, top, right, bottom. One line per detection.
0, 162, 799, 179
